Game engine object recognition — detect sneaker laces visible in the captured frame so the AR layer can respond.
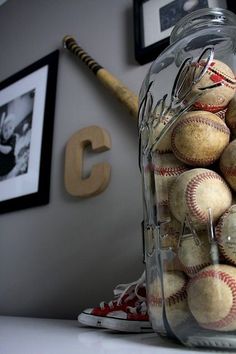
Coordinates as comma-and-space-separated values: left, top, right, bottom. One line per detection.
99, 271, 146, 310
114, 271, 146, 305
127, 301, 148, 315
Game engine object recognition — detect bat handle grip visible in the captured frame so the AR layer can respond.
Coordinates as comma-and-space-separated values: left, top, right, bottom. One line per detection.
63, 35, 102, 75
63, 35, 139, 119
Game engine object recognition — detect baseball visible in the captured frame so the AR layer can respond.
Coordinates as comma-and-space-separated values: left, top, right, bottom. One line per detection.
187, 264, 236, 331
151, 110, 174, 154
215, 205, 236, 266
168, 168, 232, 229
171, 110, 230, 166
153, 152, 189, 206
220, 139, 236, 191
215, 107, 228, 121
177, 231, 212, 277
148, 271, 191, 329
158, 207, 181, 250
191, 59, 236, 112
225, 95, 236, 137
157, 208, 184, 272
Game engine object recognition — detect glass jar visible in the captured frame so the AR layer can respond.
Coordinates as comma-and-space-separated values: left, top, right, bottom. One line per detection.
139, 7, 236, 350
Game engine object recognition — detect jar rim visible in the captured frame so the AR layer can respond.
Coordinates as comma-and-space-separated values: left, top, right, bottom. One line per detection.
170, 7, 236, 44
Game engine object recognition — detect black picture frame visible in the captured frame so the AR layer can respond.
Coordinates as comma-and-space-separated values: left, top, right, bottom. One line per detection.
0, 50, 59, 214
134, 0, 235, 65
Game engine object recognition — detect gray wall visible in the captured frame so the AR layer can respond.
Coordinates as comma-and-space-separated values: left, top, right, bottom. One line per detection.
0, 0, 151, 319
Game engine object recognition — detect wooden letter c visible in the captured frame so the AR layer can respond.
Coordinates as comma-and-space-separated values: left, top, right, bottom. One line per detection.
64, 125, 111, 197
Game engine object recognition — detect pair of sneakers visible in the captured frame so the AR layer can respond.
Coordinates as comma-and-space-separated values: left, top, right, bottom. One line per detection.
78, 271, 153, 333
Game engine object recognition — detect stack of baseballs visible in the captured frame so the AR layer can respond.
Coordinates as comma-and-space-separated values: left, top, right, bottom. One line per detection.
148, 59, 236, 332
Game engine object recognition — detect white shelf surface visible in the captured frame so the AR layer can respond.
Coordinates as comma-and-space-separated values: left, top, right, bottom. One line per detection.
0, 316, 225, 354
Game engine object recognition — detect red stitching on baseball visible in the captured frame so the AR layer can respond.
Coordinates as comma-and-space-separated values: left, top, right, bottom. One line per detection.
188, 269, 236, 329
171, 116, 229, 165
209, 67, 236, 87
196, 61, 236, 88
185, 171, 226, 223
182, 262, 211, 276
174, 115, 230, 134
148, 295, 160, 306
167, 285, 187, 306
215, 108, 227, 120
193, 102, 226, 112
153, 166, 188, 176
215, 209, 228, 243
148, 277, 188, 307
221, 166, 236, 177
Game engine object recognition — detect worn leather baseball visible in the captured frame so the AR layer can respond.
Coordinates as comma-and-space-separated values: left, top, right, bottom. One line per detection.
177, 231, 212, 277
171, 111, 230, 166
225, 95, 236, 137
215, 205, 236, 266
220, 139, 236, 191
187, 264, 236, 331
152, 110, 174, 154
191, 59, 236, 112
152, 152, 189, 206
156, 205, 184, 272
168, 168, 232, 229
148, 271, 190, 329
215, 107, 228, 121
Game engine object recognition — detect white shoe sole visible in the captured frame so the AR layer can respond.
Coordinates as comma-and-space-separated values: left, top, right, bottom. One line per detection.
78, 312, 106, 328
102, 317, 153, 333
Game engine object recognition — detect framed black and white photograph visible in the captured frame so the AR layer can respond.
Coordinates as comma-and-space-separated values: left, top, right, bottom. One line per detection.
0, 50, 59, 214
134, 0, 235, 64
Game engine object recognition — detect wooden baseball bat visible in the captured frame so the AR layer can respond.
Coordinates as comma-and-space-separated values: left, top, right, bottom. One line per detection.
63, 35, 138, 120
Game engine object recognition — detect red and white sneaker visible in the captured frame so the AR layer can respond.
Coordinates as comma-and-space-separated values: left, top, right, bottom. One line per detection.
78, 272, 151, 331
102, 300, 153, 333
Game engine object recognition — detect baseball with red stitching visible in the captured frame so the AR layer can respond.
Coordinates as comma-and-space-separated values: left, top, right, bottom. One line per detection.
215, 205, 236, 266
220, 140, 236, 191
148, 271, 191, 328
187, 264, 236, 331
152, 110, 174, 154
156, 207, 184, 272
152, 152, 189, 206
171, 111, 230, 166
215, 107, 228, 121
168, 168, 232, 229
177, 231, 212, 277
225, 95, 236, 137
191, 59, 236, 112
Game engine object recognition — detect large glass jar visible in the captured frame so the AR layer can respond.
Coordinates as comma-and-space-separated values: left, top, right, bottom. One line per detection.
139, 7, 236, 350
